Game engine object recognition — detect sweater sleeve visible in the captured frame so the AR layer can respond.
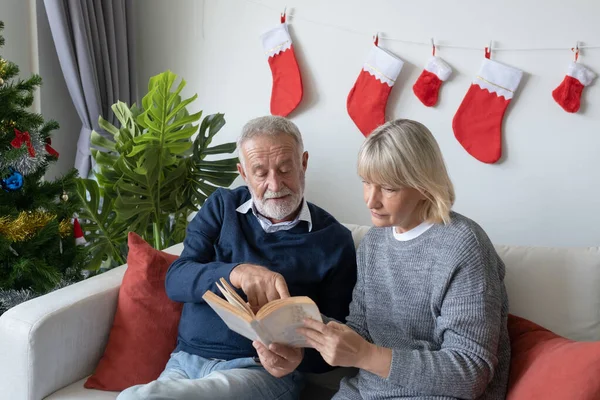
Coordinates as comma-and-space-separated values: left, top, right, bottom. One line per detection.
385, 235, 504, 399
318, 229, 357, 324
344, 239, 373, 343
165, 190, 240, 303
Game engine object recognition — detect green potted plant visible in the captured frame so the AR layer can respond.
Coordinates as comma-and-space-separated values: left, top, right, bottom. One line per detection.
76, 71, 238, 271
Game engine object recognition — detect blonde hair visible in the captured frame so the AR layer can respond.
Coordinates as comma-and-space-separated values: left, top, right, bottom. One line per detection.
357, 119, 455, 224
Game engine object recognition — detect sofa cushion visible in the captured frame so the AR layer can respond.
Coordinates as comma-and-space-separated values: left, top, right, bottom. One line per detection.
46, 378, 118, 399
84, 232, 183, 391
495, 245, 600, 341
507, 314, 600, 400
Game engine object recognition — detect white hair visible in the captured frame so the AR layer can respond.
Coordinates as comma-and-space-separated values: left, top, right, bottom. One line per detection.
237, 116, 304, 166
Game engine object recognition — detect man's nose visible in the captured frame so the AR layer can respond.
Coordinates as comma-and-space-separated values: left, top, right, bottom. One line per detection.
265, 171, 283, 192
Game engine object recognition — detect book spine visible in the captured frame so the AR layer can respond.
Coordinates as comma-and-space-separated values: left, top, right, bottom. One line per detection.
251, 320, 274, 346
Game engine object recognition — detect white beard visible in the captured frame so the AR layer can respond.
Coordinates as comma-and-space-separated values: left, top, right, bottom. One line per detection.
250, 184, 304, 221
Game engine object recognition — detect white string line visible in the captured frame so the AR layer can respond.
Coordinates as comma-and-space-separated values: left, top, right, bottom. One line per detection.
244, 0, 600, 51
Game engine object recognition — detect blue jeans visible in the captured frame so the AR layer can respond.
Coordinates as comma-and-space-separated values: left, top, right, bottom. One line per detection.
117, 351, 304, 400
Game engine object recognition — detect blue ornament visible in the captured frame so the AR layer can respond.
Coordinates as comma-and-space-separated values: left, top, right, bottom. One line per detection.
1, 168, 24, 191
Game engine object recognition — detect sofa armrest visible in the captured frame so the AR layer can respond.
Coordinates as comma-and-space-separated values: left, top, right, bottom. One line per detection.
0, 265, 126, 400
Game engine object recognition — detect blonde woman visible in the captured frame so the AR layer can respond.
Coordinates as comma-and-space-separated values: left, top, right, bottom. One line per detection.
298, 119, 510, 399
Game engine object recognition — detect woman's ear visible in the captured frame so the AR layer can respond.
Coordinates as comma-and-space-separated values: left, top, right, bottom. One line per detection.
417, 189, 430, 201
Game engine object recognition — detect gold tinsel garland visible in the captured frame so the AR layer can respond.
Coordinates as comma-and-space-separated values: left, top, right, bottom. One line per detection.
0, 211, 72, 242
58, 219, 72, 237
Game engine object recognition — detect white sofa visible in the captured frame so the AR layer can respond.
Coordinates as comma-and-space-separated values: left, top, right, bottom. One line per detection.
1, 223, 600, 400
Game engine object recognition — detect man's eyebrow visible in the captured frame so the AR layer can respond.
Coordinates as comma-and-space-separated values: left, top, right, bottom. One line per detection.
276, 160, 292, 167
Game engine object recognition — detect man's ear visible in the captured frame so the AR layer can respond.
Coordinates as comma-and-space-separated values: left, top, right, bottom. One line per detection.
302, 151, 309, 172
237, 163, 247, 182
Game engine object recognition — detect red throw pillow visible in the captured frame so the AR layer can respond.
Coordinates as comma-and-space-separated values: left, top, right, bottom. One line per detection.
507, 314, 600, 400
84, 232, 183, 391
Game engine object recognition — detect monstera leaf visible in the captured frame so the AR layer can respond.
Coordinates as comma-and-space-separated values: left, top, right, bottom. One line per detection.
183, 113, 239, 208
78, 70, 238, 257
75, 179, 127, 271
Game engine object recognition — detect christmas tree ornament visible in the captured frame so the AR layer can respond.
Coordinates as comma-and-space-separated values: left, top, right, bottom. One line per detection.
260, 9, 303, 117
1, 129, 49, 175
0, 211, 56, 242
61, 191, 69, 201
1, 168, 24, 191
73, 218, 87, 245
347, 34, 404, 136
1, 119, 16, 131
552, 47, 596, 113
11, 129, 36, 157
413, 40, 452, 107
45, 138, 59, 158
0, 77, 4, 86
58, 219, 72, 238
452, 46, 523, 164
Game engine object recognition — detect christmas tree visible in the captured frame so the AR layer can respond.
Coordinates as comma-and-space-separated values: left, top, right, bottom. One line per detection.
0, 21, 87, 314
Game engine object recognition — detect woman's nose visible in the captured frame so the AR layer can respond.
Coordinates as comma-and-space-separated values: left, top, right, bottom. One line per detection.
365, 189, 380, 209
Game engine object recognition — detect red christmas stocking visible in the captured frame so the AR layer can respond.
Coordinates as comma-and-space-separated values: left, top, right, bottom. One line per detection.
260, 19, 303, 117
347, 43, 404, 136
413, 56, 452, 107
552, 62, 596, 113
452, 58, 523, 164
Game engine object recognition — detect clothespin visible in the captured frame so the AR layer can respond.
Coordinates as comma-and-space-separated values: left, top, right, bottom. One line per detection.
373, 32, 379, 47
485, 40, 493, 59
431, 38, 436, 56
571, 41, 580, 62
280, 6, 287, 23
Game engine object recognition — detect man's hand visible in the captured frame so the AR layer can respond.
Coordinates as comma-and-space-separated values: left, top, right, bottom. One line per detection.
253, 341, 303, 378
229, 264, 290, 311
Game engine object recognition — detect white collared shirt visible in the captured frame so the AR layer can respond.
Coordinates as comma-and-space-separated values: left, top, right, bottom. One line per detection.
236, 198, 313, 233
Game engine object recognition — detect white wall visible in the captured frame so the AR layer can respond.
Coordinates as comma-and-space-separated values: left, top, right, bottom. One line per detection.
0, 1, 34, 94
137, 0, 600, 247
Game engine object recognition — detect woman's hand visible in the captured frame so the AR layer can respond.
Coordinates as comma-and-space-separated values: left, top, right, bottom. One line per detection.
297, 318, 373, 368
253, 341, 303, 378
298, 318, 392, 377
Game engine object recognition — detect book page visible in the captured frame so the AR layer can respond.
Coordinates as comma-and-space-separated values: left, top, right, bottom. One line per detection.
202, 291, 260, 342
257, 300, 322, 347
215, 281, 251, 315
218, 278, 255, 317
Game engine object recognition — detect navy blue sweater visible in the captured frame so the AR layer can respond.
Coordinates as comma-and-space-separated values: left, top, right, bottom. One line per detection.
165, 186, 357, 373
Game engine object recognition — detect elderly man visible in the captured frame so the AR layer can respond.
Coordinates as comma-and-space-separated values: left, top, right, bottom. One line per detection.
117, 116, 357, 400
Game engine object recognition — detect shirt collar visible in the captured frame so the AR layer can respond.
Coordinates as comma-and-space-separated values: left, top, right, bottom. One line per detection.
236, 198, 313, 232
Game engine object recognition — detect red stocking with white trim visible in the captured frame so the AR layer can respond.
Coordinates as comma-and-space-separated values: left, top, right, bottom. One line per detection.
260, 15, 303, 117
347, 40, 404, 137
452, 56, 523, 164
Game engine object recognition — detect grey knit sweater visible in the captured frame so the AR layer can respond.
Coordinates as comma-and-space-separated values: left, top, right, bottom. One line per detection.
334, 212, 509, 400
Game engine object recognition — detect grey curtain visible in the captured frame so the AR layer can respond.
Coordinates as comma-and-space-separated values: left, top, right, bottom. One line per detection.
43, 0, 137, 177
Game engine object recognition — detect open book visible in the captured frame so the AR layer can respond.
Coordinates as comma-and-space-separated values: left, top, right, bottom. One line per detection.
202, 278, 322, 347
